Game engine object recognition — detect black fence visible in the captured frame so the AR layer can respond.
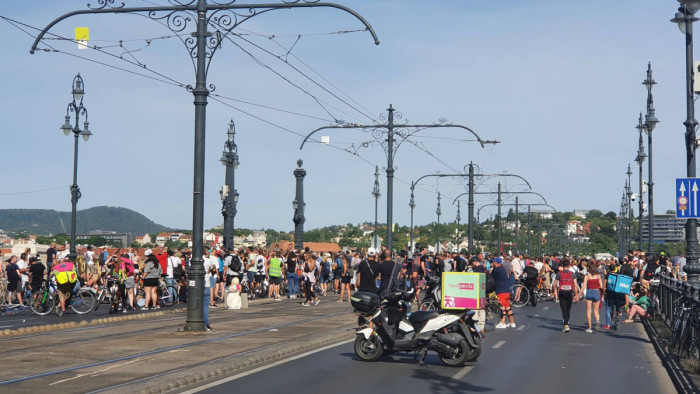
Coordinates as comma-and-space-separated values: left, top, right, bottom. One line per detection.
656, 274, 700, 359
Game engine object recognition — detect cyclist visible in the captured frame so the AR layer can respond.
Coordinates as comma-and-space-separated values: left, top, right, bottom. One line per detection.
52, 258, 79, 316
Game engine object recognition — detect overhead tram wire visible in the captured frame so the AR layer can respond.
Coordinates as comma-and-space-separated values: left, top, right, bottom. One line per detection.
232, 33, 378, 124
0, 185, 71, 196
5, 15, 383, 170
218, 32, 366, 125
209, 96, 377, 168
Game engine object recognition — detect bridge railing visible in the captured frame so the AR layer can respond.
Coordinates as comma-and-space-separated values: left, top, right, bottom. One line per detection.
656, 274, 700, 358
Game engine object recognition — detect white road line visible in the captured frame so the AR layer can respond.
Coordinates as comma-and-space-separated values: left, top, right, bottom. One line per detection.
517, 325, 526, 331
534, 314, 540, 317
543, 306, 550, 310
492, 340, 506, 349
452, 365, 473, 380
180, 339, 353, 394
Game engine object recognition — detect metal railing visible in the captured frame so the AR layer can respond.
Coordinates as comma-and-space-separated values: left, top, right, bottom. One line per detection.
656, 274, 700, 359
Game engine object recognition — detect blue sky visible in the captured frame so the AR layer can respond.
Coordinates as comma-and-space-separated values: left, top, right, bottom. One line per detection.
0, 0, 692, 233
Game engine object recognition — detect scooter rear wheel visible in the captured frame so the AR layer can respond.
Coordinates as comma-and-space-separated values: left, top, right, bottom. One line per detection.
354, 334, 383, 362
439, 339, 470, 367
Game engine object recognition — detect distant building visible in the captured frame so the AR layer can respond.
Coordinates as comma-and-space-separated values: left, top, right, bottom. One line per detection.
75, 231, 134, 248
573, 210, 590, 219
640, 214, 697, 244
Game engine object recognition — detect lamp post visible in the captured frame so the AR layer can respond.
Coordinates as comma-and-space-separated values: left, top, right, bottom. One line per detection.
32, 0, 379, 334
409, 182, 416, 255
293, 160, 306, 251
634, 113, 647, 250
456, 200, 461, 252
60, 73, 92, 262
436, 192, 442, 253
672, 0, 700, 283
372, 166, 381, 250
220, 119, 239, 251
626, 165, 634, 253
642, 62, 659, 255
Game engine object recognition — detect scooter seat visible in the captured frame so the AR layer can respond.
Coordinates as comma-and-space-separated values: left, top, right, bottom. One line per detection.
408, 311, 439, 325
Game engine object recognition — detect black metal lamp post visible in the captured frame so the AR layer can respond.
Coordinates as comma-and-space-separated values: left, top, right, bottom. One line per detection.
634, 114, 647, 249
372, 166, 381, 249
672, 0, 700, 283
626, 165, 634, 252
409, 182, 416, 255
220, 119, 239, 251
60, 73, 92, 262
293, 159, 306, 251
642, 62, 659, 255
456, 200, 461, 252
436, 192, 442, 253
32, 0, 379, 335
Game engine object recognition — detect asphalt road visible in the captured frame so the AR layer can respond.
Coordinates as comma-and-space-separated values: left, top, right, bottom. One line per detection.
184, 300, 675, 394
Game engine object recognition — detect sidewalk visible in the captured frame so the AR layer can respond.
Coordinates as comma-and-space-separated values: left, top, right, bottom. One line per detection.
0, 296, 357, 394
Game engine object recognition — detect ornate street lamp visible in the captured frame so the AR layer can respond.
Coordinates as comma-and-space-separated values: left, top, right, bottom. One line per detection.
220, 119, 239, 251
456, 200, 461, 252
372, 166, 381, 249
60, 73, 93, 262
409, 182, 416, 255
672, 0, 700, 283
634, 113, 647, 250
642, 63, 659, 255
293, 160, 306, 251
436, 192, 442, 253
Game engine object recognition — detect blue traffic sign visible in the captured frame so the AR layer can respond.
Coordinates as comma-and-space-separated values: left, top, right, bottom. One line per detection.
676, 178, 700, 218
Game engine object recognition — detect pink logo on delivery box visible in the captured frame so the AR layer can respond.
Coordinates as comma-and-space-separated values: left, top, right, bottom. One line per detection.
458, 283, 474, 290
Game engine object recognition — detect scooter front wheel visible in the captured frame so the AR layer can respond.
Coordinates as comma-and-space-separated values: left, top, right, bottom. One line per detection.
354, 334, 383, 362
465, 334, 482, 362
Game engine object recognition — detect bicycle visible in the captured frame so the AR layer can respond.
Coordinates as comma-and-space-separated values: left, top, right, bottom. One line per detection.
93, 276, 118, 311
510, 281, 530, 307
30, 279, 55, 316
484, 292, 501, 330
670, 294, 692, 355
0, 278, 30, 316
158, 278, 177, 307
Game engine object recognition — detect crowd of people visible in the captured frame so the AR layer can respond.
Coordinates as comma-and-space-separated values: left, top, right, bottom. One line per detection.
0, 242, 675, 334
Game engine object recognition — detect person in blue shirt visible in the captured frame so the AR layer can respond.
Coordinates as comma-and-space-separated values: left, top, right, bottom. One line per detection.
491, 257, 515, 329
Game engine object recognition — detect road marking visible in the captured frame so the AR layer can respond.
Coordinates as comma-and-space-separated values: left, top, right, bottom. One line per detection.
179, 339, 354, 394
543, 307, 550, 310
492, 340, 506, 349
517, 325, 526, 331
534, 314, 540, 317
50, 359, 144, 386
452, 365, 473, 380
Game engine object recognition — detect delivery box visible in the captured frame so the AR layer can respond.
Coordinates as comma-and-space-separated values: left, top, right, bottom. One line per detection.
606, 273, 633, 294
441, 272, 486, 310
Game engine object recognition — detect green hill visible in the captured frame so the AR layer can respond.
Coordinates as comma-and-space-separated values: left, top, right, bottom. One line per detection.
0, 206, 170, 235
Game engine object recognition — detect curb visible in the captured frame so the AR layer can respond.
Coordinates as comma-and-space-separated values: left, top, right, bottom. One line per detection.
137, 327, 356, 394
643, 318, 699, 393
0, 297, 277, 338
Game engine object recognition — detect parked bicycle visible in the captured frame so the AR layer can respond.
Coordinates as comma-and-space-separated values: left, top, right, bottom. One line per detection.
30, 278, 95, 316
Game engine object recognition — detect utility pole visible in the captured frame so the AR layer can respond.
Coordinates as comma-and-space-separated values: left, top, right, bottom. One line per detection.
32, 0, 379, 331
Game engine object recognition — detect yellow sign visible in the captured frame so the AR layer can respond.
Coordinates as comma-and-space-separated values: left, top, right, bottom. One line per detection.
75, 27, 89, 49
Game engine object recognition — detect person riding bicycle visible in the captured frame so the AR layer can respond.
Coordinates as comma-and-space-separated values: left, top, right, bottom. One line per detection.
52, 258, 79, 316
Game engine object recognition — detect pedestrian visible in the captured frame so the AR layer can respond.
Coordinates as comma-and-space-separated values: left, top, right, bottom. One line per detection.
338, 253, 353, 302
5, 256, 22, 304
28, 257, 45, 304
142, 254, 162, 310
203, 251, 214, 331
46, 243, 57, 272
285, 251, 299, 299
377, 249, 397, 297
357, 247, 380, 294
302, 253, 320, 306
624, 289, 649, 323
577, 259, 602, 332
267, 250, 283, 300
491, 257, 515, 329
603, 261, 622, 330
166, 250, 183, 302
554, 259, 580, 333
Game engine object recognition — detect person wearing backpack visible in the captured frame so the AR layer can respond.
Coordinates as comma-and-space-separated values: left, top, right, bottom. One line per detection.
320, 253, 331, 296
52, 258, 79, 316
553, 259, 580, 333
